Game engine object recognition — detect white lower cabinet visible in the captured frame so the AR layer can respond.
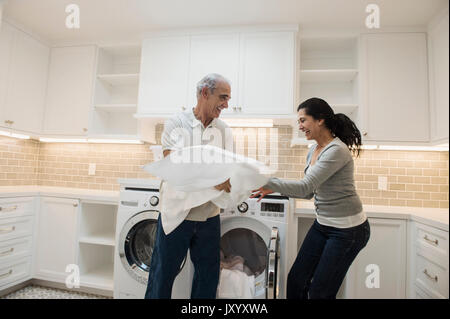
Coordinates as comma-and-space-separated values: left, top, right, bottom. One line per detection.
0, 257, 32, 289
408, 221, 449, 299
1, 195, 118, 294
35, 197, 79, 283
0, 197, 36, 291
297, 217, 407, 299
344, 218, 407, 299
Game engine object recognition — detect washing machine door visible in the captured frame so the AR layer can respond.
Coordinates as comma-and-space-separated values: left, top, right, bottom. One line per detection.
118, 210, 188, 285
220, 217, 280, 299
266, 227, 280, 299
118, 210, 158, 285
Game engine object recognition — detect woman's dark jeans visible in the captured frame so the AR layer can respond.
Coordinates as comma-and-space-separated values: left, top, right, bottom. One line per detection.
287, 219, 370, 299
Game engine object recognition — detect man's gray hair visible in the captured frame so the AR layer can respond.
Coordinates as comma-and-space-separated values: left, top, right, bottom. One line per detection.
196, 73, 230, 99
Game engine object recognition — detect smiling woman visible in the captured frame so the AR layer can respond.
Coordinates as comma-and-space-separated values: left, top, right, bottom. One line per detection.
252, 97, 369, 299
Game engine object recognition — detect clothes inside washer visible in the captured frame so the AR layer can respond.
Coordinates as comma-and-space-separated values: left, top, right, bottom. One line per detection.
220, 253, 253, 277
217, 268, 255, 299
220, 229, 267, 277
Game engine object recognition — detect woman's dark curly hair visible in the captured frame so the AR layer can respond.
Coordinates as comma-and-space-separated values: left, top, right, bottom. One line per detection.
298, 97, 362, 157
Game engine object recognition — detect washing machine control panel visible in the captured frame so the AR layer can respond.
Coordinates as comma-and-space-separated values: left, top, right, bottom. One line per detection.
221, 195, 289, 221
142, 193, 160, 208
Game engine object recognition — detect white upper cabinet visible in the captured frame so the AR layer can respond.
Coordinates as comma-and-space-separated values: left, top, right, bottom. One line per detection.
428, 11, 449, 144
187, 34, 240, 115
0, 22, 13, 126
138, 36, 190, 115
0, 22, 49, 134
137, 29, 297, 118
360, 33, 429, 142
238, 32, 295, 115
43, 45, 96, 136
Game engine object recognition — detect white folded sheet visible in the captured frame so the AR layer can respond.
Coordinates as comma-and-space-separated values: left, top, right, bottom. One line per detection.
143, 145, 270, 234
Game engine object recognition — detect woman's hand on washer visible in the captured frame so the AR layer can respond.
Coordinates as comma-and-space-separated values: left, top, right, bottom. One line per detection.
250, 187, 274, 202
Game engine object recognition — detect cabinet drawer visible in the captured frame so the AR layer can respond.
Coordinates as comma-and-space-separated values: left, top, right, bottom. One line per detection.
415, 253, 448, 298
415, 222, 448, 260
413, 284, 433, 299
0, 236, 33, 264
0, 197, 35, 219
0, 216, 33, 242
0, 256, 32, 288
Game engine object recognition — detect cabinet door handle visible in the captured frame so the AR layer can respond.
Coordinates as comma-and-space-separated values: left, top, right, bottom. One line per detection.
0, 205, 18, 213
73, 203, 78, 207
0, 226, 16, 234
181, 106, 186, 111
237, 106, 242, 111
0, 269, 13, 279
423, 235, 438, 246
0, 248, 14, 256
423, 269, 438, 282
362, 131, 368, 136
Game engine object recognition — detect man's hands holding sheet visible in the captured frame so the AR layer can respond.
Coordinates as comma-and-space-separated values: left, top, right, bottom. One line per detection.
214, 178, 231, 193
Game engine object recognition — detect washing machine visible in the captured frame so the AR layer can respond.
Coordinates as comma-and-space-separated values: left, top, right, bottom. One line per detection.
114, 179, 193, 299
219, 194, 289, 299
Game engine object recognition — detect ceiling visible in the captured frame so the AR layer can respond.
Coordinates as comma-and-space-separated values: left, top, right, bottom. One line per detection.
2, 0, 448, 44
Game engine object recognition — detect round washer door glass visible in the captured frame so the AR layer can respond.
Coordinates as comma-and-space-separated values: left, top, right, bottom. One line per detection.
220, 228, 267, 277
119, 210, 159, 284
119, 210, 187, 285
124, 218, 157, 273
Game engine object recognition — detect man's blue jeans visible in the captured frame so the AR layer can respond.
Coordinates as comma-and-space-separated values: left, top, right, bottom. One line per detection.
287, 219, 370, 299
144, 215, 220, 299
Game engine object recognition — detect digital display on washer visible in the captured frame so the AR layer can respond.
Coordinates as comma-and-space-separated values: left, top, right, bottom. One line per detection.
261, 202, 284, 213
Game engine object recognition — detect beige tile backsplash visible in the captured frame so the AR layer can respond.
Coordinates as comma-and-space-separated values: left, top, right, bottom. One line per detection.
1, 125, 448, 209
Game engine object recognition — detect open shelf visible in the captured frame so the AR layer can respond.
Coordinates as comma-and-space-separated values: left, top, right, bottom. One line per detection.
79, 202, 117, 247
78, 242, 114, 291
300, 69, 358, 83
294, 36, 361, 146
300, 37, 357, 70
97, 73, 139, 86
94, 104, 137, 113
90, 44, 142, 138
332, 103, 359, 114
79, 234, 115, 247
80, 267, 114, 291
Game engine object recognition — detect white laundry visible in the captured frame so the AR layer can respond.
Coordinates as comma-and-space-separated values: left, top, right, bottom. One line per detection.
144, 145, 271, 192
143, 145, 270, 234
217, 268, 255, 299
158, 181, 225, 234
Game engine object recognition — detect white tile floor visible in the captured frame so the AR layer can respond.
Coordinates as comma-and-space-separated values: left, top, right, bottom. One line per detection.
1, 285, 111, 299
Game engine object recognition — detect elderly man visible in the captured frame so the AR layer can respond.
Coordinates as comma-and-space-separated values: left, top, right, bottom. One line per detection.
145, 73, 233, 299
